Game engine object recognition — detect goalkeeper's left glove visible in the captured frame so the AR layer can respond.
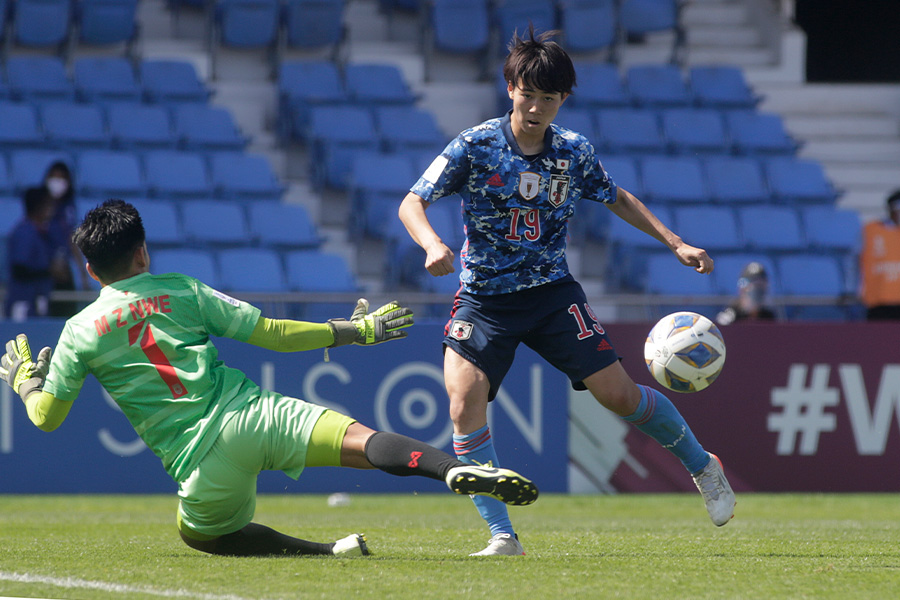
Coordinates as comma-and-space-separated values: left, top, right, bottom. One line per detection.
0, 334, 52, 402
328, 299, 414, 347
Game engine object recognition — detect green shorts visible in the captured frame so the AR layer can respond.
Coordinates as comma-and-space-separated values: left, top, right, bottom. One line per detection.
177, 391, 355, 538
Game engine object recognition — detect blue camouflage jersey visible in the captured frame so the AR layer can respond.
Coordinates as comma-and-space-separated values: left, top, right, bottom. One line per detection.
411, 112, 617, 295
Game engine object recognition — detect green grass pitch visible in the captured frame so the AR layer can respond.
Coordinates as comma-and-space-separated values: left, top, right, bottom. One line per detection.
1, 493, 898, 599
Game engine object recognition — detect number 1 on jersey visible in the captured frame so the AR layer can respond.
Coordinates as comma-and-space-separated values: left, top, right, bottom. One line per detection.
128, 322, 188, 398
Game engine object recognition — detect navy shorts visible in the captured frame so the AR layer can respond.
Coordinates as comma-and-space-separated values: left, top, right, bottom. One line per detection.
443, 276, 620, 401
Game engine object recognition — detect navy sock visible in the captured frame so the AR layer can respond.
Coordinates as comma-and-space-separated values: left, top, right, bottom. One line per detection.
622, 385, 710, 474
452, 424, 514, 537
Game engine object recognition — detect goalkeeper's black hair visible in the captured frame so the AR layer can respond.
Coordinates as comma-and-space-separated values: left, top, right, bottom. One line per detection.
503, 24, 576, 96
73, 199, 145, 282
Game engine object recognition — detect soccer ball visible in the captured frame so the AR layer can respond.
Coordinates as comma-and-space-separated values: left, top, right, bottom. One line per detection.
644, 312, 726, 393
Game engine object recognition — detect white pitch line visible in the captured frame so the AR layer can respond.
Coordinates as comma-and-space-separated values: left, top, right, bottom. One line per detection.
0, 571, 268, 600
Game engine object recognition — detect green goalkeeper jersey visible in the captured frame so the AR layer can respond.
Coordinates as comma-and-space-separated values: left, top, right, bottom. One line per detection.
43, 272, 262, 482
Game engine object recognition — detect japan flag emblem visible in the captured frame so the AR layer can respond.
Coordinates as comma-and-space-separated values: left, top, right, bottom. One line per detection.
450, 320, 474, 340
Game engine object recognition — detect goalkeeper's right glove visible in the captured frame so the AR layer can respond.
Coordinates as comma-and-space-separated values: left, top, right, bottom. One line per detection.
328, 299, 414, 347
0, 334, 52, 402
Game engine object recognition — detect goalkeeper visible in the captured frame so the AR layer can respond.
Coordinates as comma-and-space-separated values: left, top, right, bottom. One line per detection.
1, 199, 538, 558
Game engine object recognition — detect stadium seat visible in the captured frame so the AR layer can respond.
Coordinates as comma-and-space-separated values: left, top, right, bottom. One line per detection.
5, 55, 75, 101
248, 201, 322, 249
660, 108, 730, 155
209, 152, 285, 200
673, 205, 742, 252
376, 106, 447, 153
568, 62, 631, 110
77, 150, 146, 199
144, 150, 213, 199
218, 248, 286, 292
181, 200, 250, 247
777, 253, 846, 297
738, 205, 805, 252
425, 0, 491, 81
639, 156, 707, 204
75, 0, 140, 54
596, 109, 668, 155
606, 204, 672, 290
601, 155, 642, 199
11, 0, 72, 52
726, 111, 798, 155
285, 250, 357, 291
108, 103, 178, 150
620, 0, 684, 63
801, 206, 861, 253
0, 102, 44, 148
40, 102, 110, 150
552, 107, 599, 146
152, 248, 220, 287
344, 63, 417, 107
212, 0, 280, 78
492, 0, 558, 52
278, 60, 348, 142
308, 105, 380, 188
702, 156, 771, 204
141, 59, 212, 104
0, 156, 15, 198
349, 152, 416, 238
173, 104, 249, 151
281, 0, 346, 61
10, 150, 72, 192
764, 156, 839, 205
711, 253, 780, 296
560, 0, 619, 58
644, 252, 718, 320
129, 199, 183, 248
689, 65, 761, 109
73, 56, 142, 103
627, 64, 692, 108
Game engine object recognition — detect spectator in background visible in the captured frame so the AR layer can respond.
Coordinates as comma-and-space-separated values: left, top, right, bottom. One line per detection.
716, 261, 777, 326
5, 188, 68, 321
41, 161, 89, 316
860, 190, 900, 320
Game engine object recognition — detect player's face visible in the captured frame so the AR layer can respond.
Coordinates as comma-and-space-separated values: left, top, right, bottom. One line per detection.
508, 80, 568, 139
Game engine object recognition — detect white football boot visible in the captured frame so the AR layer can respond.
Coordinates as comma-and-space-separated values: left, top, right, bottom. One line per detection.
692, 452, 735, 526
470, 533, 525, 556
332, 533, 370, 556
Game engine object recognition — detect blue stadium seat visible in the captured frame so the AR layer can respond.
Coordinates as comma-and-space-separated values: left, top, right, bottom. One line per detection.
673, 205, 742, 252
711, 253, 780, 296
596, 109, 667, 155
11, 0, 72, 52
764, 156, 838, 205
492, 0, 557, 51
77, 150, 146, 199
248, 201, 322, 249
606, 204, 672, 290
10, 150, 72, 192
152, 248, 220, 287
801, 206, 861, 253
141, 59, 212, 104
777, 253, 846, 296
144, 150, 213, 199
702, 156, 771, 204
425, 0, 491, 81
41, 102, 110, 150
376, 106, 447, 153
0, 155, 15, 197
173, 104, 248, 151
0, 102, 43, 148
553, 107, 599, 147
108, 103, 177, 150
212, 0, 280, 78
738, 205, 805, 252
129, 199, 183, 248
601, 155, 642, 198
285, 250, 358, 291
560, 0, 619, 58
644, 252, 718, 320
639, 156, 707, 204
6, 55, 75, 101
73, 56, 142, 103
278, 60, 348, 142
620, 0, 684, 63
181, 200, 249, 247
689, 65, 761, 109
660, 108, 730, 155
282, 0, 346, 60
568, 62, 631, 109
209, 152, 285, 200
349, 152, 416, 238
726, 111, 798, 155
218, 248, 286, 292
627, 64, 691, 108
308, 105, 380, 188
345, 63, 417, 107
75, 0, 140, 53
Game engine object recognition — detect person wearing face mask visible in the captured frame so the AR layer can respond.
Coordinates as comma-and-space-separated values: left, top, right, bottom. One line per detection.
716, 261, 777, 326
41, 161, 89, 316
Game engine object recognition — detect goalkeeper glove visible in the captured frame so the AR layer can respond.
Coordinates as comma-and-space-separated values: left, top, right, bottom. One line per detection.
328, 299, 414, 347
0, 334, 52, 402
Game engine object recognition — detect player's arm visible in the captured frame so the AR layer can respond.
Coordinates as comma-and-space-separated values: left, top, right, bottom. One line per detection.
247, 299, 414, 351
607, 186, 713, 274
0, 335, 71, 432
398, 192, 455, 277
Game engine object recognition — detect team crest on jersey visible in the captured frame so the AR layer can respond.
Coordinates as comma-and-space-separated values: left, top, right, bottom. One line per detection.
549, 174, 570, 207
518, 172, 541, 200
450, 320, 474, 340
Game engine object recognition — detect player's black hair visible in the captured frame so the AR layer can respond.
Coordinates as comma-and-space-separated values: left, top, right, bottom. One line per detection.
73, 199, 145, 282
503, 24, 576, 96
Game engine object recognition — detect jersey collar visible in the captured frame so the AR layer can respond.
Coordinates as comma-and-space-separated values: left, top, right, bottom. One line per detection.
501, 111, 554, 160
